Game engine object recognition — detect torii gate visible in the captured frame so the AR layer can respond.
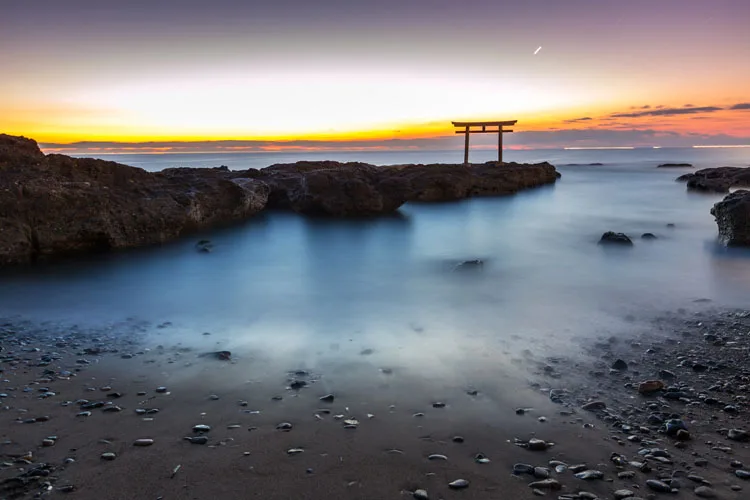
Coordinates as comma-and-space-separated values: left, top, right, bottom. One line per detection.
452, 120, 517, 164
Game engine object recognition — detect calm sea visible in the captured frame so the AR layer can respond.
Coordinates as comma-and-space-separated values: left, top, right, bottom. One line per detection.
1, 147, 749, 371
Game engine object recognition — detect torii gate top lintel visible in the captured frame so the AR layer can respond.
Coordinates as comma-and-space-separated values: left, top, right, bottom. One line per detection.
451, 119, 517, 164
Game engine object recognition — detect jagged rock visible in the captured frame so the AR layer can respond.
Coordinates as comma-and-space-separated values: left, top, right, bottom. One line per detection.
711, 190, 750, 246
677, 167, 750, 192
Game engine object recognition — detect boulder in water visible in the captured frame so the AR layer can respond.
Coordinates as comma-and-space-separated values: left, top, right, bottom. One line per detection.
599, 232, 633, 246
711, 190, 750, 246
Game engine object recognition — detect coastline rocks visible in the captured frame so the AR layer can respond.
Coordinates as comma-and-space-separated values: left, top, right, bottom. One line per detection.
0, 135, 561, 263
677, 166, 750, 193
599, 232, 633, 246
0, 134, 270, 264
711, 190, 750, 246
260, 160, 560, 214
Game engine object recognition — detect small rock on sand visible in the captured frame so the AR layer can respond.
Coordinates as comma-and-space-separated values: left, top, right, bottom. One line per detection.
413, 489, 429, 500
448, 479, 469, 490
133, 439, 154, 446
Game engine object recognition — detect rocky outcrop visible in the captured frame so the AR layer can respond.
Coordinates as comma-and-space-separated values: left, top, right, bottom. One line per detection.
258, 160, 560, 213
677, 167, 750, 192
657, 163, 692, 168
0, 134, 560, 263
0, 134, 270, 264
711, 190, 750, 246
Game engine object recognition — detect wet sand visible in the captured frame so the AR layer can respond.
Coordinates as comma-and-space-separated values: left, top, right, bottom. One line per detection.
1, 308, 749, 499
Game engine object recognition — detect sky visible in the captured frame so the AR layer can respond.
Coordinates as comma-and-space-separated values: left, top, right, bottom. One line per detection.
1, 0, 749, 152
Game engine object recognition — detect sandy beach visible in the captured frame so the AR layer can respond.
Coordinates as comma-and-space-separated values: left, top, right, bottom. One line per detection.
2, 306, 749, 499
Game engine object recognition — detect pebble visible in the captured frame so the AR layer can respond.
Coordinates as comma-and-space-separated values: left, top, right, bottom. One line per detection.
513, 463, 535, 475
533, 467, 549, 478
728, 429, 749, 442
527, 479, 561, 490
413, 489, 429, 500
432, 402, 446, 408
208, 395, 220, 400
474, 454, 490, 464
155, 387, 168, 393
527, 438, 550, 451
614, 490, 635, 499
574, 470, 603, 480
581, 401, 607, 411
447, 479, 469, 490
184, 436, 208, 445
319, 394, 335, 403
100, 452, 116, 461
736, 470, 750, 480
192, 424, 211, 433
427, 454, 448, 461
694, 486, 717, 498
452, 436, 464, 443
133, 439, 154, 446
287, 448, 304, 455
41, 438, 56, 447
646, 479, 672, 492
638, 380, 665, 394
618, 471, 636, 479
276, 422, 293, 431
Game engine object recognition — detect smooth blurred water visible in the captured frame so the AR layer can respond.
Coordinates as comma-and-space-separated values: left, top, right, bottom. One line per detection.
1, 148, 749, 370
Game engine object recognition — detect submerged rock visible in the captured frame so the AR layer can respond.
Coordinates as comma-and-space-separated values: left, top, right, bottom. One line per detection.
599, 232, 633, 246
711, 190, 750, 246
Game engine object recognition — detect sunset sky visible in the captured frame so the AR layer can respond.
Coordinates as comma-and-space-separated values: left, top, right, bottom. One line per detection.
1, 0, 749, 152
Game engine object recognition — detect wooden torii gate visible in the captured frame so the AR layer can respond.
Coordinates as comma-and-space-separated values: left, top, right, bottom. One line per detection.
451, 120, 517, 164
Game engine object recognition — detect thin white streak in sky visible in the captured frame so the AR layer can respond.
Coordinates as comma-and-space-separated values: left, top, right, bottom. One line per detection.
534, 46, 542, 55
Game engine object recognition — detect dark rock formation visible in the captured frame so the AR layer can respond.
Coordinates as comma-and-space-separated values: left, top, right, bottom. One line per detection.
641, 233, 657, 240
657, 163, 692, 168
599, 232, 633, 246
0, 135, 560, 263
0, 134, 269, 264
711, 190, 750, 246
259, 160, 560, 213
677, 167, 750, 193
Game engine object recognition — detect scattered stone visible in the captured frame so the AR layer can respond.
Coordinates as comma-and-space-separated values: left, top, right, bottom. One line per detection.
192, 424, 211, 433
527, 438, 551, 451
582, 401, 607, 411
638, 380, 665, 394
427, 454, 448, 461
612, 359, 628, 370
413, 489, 429, 500
728, 429, 749, 442
100, 452, 116, 461
432, 402, 446, 408
452, 436, 464, 443
155, 387, 168, 393
574, 470, 603, 480
199, 350, 231, 361
614, 490, 635, 499
287, 448, 304, 455
276, 422, 293, 431
736, 470, 750, 480
448, 479, 469, 490
694, 486, 717, 498
646, 479, 672, 493
133, 439, 154, 446
319, 394, 335, 403
533, 467, 549, 478
513, 463, 535, 475
641, 233, 657, 239
184, 436, 208, 445
528, 479, 561, 490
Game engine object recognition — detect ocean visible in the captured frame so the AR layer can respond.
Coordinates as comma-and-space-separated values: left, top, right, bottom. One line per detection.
1, 147, 749, 373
